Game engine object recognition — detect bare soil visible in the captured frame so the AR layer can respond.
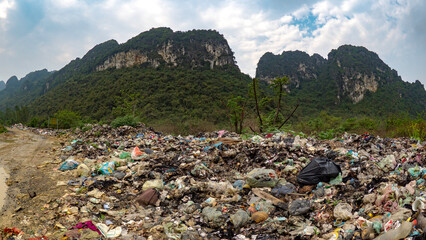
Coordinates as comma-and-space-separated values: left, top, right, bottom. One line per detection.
0, 128, 66, 235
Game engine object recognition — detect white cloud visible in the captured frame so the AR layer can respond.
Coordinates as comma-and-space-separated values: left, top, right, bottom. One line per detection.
0, 0, 14, 19
292, 4, 310, 19
0, 0, 425, 84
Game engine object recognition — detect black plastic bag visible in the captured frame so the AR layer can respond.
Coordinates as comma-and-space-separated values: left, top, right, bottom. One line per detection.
297, 157, 341, 185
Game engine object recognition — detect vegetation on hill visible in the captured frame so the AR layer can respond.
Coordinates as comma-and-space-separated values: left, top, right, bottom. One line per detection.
0, 70, 53, 110
0, 30, 423, 140
27, 65, 251, 129
256, 45, 426, 120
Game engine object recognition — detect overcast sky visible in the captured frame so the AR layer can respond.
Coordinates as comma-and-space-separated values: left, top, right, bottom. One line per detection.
0, 0, 425, 86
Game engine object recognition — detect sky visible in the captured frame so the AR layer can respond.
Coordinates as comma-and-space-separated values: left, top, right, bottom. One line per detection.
0, 0, 425, 86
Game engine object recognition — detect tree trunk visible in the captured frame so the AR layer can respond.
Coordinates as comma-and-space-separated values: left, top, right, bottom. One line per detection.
274, 84, 282, 125
252, 78, 263, 132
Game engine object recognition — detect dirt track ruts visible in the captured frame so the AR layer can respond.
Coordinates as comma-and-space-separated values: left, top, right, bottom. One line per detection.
0, 128, 63, 233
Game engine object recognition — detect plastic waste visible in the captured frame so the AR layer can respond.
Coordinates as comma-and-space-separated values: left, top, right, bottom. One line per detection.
163, 222, 188, 239
217, 130, 226, 138
289, 199, 311, 216
119, 152, 131, 159
58, 159, 79, 171
408, 166, 423, 178
363, 193, 377, 204
205, 181, 237, 196
378, 155, 396, 172
230, 209, 250, 228
99, 161, 116, 175
191, 164, 213, 177
246, 168, 278, 188
375, 221, 412, 240
251, 135, 264, 143
329, 172, 343, 185
76, 163, 90, 177
372, 221, 382, 234
334, 203, 353, 220
63, 146, 72, 152
69, 221, 101, 235
233, 180, 245, 190
303, 226, 318, 236
297, 157, 341, 185
113, 171, 126, 179
252, 188, 286, 210
417, 213, 426, 231
271, 183, 296, 197
142, 179, 164, 191
144, 148, 153, 154
202, 207, 227, 228
248, 196, 276, 214
131, 146, 144, 160
412, 197, 426, 211
388, 208, 412, 223
135, 188, 159, 206
87, 188, 104, 198
96, 223, 122, 238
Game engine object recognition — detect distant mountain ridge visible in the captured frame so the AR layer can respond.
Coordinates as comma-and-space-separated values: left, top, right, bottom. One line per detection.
0, 29, 423, 126
0, 27, 250, 124
0, 70, 53, 110
0, 27, 242, 112
256, 45, 425, 117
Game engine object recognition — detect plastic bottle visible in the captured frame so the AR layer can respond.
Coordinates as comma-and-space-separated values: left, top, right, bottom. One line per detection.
375, 221, 412, 240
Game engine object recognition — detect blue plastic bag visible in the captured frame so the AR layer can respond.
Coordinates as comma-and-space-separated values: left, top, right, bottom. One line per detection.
59, 159, 79, 171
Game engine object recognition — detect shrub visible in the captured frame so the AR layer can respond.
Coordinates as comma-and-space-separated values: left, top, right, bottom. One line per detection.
28, 117, 40, 128
111, 115, 138, 128
54, 110, 81, 129
0, 124, 7, 134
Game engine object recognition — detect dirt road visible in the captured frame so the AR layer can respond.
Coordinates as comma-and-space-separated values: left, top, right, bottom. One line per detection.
0, 128, 64, 234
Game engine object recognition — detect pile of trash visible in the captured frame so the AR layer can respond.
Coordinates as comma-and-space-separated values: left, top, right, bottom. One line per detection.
4, 124, 426, 239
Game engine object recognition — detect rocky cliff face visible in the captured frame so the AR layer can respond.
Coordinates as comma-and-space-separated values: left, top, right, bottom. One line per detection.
327, 45, 399, 103
256, 51, 326, 88
256, 45, 412, 104
203, 42, 235, 69
95, 29, 236, 71
96, 50, 159, 71
255, 45, 425, 116
340, 72, 379, 103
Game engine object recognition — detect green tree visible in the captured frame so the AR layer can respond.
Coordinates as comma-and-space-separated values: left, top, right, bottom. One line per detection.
112, 90, 141, 117
226, 96, 247, 134
54, 110, 81, 129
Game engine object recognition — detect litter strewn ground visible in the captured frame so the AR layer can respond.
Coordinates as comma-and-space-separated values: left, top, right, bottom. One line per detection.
0, 124, 425, 239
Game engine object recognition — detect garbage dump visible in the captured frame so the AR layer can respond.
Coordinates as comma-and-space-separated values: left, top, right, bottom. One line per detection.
1, 123, 425, 239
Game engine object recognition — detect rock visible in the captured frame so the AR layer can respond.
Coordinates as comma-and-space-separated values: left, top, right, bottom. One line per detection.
29, 191, 37, 198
